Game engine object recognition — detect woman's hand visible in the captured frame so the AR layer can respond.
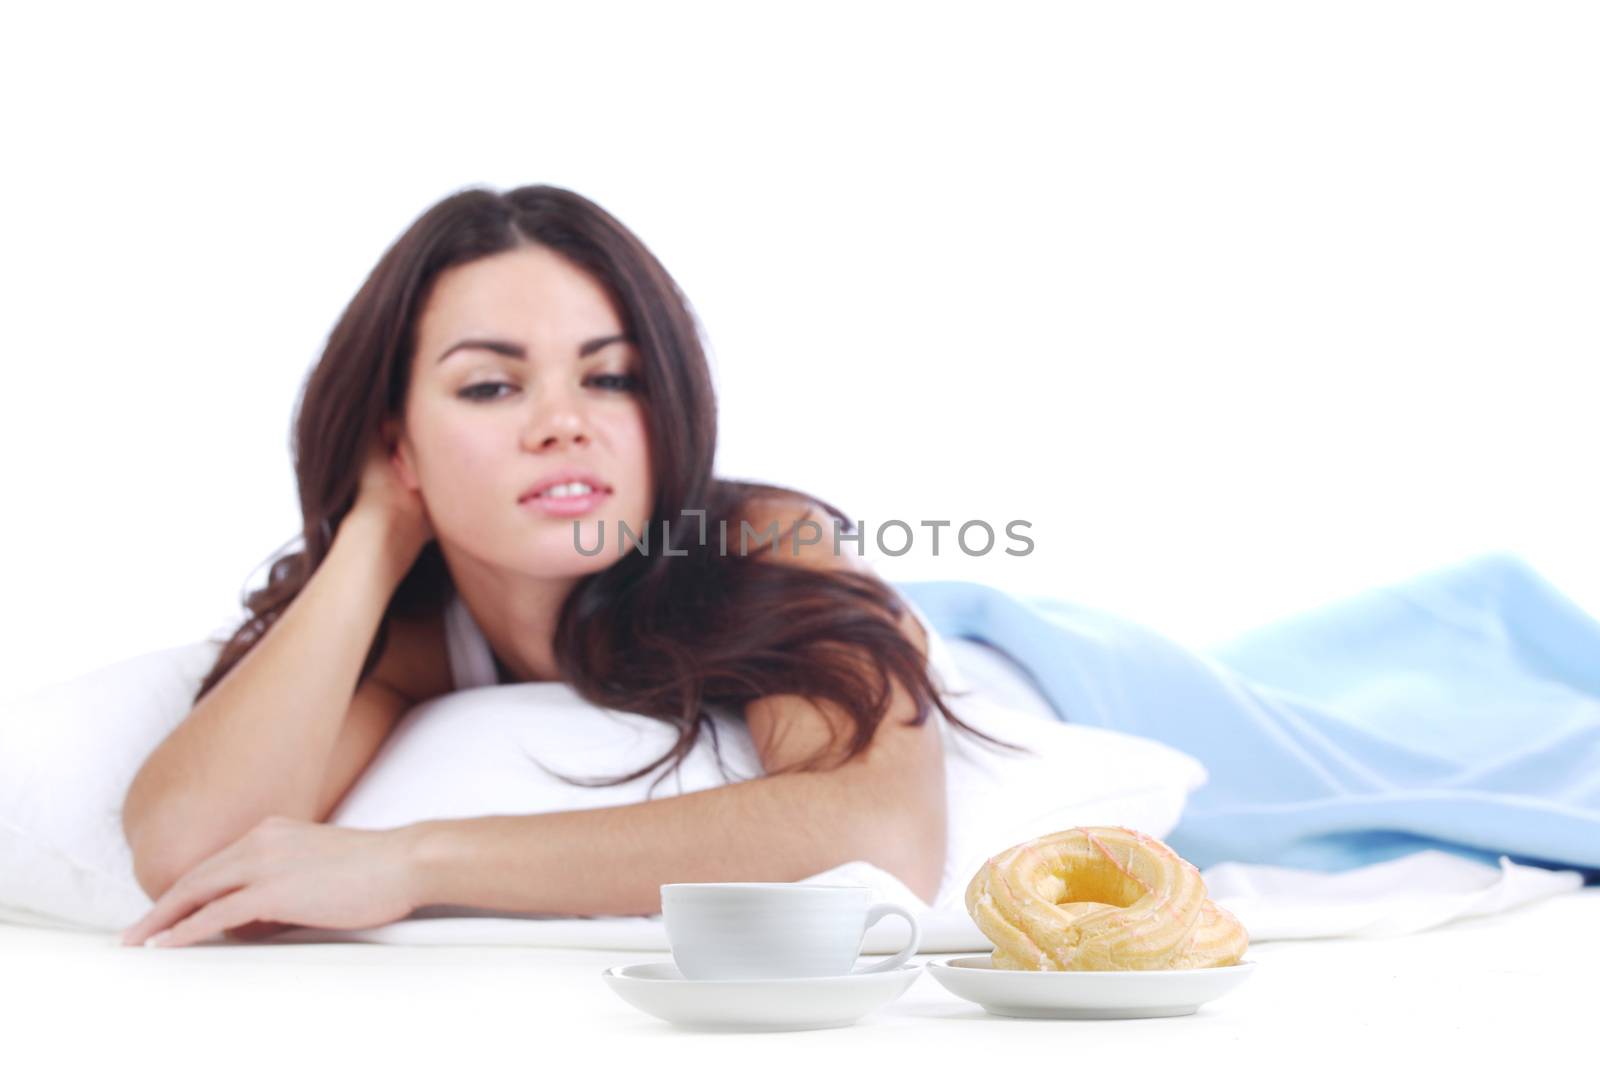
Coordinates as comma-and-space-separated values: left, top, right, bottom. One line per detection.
119, 816, 422, 949
349, 428, 435, 563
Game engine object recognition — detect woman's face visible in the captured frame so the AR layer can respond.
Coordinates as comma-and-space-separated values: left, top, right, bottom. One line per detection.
392, 245, 654, 576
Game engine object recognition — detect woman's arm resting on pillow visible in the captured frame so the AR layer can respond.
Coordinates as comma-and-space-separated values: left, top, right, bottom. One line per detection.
122, 723, 946, 949
401, 722, 947, 914
121, 669, 948, 947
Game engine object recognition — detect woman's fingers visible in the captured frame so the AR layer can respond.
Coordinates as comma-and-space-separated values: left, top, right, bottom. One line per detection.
119, 850, 251, 946
145, 889, 269, 949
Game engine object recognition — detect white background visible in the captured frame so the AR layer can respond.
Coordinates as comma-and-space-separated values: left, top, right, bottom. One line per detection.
1, 1, 1596, 704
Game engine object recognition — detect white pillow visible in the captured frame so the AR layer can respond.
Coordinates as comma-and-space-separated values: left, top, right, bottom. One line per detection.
0, 638, 1208, 929
944, 637, 1060, 721
0, 640, 225, 930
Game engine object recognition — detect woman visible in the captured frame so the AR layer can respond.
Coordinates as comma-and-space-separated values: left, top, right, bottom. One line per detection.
117, 184, 1026, 948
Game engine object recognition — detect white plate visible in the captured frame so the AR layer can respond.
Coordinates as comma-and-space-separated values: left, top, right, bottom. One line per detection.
927, 955, 1258, 1019
600, 960, 923, 1031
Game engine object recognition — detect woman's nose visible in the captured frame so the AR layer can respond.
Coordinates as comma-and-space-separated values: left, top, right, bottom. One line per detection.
520, 384, 592, 451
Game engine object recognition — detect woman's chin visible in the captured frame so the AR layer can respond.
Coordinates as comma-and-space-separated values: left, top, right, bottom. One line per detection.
507, 542, 630, 577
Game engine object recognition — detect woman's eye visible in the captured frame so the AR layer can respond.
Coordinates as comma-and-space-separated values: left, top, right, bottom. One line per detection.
457, 375, 642, 402
458, 382, 516, 401
589, 373, 643, 393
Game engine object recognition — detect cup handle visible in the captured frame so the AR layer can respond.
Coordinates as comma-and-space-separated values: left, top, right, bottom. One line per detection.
850, 902, 922, 974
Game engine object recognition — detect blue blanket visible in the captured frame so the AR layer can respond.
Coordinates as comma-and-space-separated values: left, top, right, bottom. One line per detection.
894, 552, 1600, 882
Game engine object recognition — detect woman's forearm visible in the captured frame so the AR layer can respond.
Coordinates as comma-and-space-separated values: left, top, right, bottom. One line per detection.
122, 514, 414, 897
398, 764, 947, 916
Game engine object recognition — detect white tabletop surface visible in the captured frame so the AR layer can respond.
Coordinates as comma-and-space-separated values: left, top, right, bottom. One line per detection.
2, 887, 1595, 1063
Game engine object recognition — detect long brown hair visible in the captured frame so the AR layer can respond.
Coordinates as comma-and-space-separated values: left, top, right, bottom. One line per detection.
197, 183, 1031, 795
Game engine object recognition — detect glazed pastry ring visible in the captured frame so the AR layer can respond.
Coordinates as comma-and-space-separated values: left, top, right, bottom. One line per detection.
964, 825, 1250, 971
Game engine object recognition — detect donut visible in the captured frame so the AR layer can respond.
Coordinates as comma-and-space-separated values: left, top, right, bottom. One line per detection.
964, 825, 1249, 970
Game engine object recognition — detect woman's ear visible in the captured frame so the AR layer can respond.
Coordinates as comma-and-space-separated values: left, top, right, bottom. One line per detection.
384, 419, 421, 492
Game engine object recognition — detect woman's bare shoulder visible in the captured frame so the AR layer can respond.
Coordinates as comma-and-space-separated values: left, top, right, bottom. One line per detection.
732, 490, 867, 574
732, 489, 838, 536
369, 604, 454, 705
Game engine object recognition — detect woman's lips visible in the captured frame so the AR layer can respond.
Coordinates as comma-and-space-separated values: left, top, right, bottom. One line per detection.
520, 487, 612, 517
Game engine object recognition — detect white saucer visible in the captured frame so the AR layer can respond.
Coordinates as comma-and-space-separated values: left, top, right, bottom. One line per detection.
600, 959, 922, 1031
927, 955, 1258, 1019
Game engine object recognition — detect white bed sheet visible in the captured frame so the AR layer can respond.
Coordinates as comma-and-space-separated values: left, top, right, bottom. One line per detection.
2, 887, 1593, 1062
36, 848, 1562, 952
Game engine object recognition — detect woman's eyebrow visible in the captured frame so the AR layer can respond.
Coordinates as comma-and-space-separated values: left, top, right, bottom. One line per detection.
435, 334, 632, 364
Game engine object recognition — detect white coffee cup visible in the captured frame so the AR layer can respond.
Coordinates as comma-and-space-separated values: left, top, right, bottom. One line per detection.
660, 882, 922, 980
